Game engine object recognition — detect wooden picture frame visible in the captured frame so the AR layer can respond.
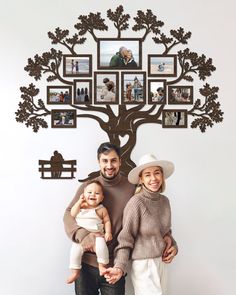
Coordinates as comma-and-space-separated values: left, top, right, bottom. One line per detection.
148, 54, 177, 77
97, 38, 142, 70
51, 109, 77, 128
94, 71, 119, 104
168, 86, 193, 104
63, 54, 92, 77
162, 109, 187, 128
47, 86, 72, 104
121, 71, 146, 104
148, 79, 167, 104
73, 79, 92, 104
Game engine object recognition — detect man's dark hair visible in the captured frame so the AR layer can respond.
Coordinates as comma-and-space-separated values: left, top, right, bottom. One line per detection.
97, 142, 121, 159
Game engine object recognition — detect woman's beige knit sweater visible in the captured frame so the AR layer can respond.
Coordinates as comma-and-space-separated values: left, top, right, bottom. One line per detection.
114, 186, 175, 272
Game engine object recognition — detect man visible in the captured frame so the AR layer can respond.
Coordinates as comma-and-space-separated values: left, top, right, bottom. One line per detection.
63, 142, 136, 294
109, 47, 127, 67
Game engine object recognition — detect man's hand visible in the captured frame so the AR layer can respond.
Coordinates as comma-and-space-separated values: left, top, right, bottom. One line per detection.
101, 267, 123, 284
80, 233, 96, 252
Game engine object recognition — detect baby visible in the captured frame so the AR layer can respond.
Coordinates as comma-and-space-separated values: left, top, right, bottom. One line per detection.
66, 180, 112, 284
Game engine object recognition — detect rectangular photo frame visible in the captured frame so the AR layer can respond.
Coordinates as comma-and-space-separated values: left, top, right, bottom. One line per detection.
94, 71, 119, 104
148, 79, 167, 104
148, 54, 177, 77
162, 109, 187, 128
47, 85, 72, 104
51, 109, 77, 128
121, 72, 146, 104
63, 54, 92, 77
97, 38, 142, 70
73, 79, 92, 104
168, 85, 193, 104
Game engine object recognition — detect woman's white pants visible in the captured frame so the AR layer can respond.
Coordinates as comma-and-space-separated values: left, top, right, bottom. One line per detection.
131, 257, 167, 295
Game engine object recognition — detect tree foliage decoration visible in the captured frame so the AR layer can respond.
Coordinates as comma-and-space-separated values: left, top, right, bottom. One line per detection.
15, 84, 50, 132
74, 12, 108, 42
107, 5, 130, 38
48, 27, 86, 55
132, 9, 164, 41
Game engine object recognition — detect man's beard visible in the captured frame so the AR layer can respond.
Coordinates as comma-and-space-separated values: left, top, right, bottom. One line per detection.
101, 171, 118, 180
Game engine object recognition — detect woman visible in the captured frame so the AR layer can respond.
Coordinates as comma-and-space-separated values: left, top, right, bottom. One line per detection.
103, 154, 178, 295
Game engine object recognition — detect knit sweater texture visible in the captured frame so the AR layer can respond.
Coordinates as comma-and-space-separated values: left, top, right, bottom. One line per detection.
114, 186, 174, 273
63, 173, 135, 267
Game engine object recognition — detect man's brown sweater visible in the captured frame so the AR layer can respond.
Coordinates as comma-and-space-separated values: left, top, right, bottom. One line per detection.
114, 186, 176, 273
63, 173, 135, 267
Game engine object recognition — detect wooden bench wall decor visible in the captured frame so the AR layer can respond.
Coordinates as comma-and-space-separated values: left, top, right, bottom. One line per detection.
38, 152, 77, 179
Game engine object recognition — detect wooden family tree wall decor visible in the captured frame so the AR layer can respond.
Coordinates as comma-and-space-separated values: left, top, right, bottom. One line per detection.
15, 6, 223, 181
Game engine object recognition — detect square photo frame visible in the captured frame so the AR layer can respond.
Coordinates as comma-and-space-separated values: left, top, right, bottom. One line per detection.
121, 72, 146, 104
73, 79, 92, 104
168, 86, 193, 104
63, 55, 92, 77
94, 72, 119, 104
148, 79, 167, 104
162, 109, 187, 128
148, 54, 177, 77
51, 109, 77, 128
97, 38, 142, 70
47, 86, 72, 104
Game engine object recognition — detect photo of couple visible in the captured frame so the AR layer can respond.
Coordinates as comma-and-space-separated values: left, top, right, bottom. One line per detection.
163, 110, 187, 128
94, 72, 119, 104
98, 39, 141, 69
168, 86, 193, 104
109, 47, 137, 68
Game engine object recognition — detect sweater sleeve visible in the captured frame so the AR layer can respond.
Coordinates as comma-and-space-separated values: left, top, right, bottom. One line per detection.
63, 183, 90, 243
163, 198, 178, 252
114, 197, 142, 273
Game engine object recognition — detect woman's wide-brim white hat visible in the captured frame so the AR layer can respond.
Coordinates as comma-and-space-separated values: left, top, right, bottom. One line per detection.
128, 154, 175, 184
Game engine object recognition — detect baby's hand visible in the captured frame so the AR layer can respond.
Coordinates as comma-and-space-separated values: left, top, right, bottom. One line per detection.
78, 193, 86, 204
104, 232, 112, 242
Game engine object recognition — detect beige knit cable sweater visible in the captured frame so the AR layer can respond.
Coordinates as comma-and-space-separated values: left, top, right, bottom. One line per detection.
114, 186, 176, 273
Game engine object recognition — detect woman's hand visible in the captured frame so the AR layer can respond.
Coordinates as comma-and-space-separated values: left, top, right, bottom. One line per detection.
162, 235, 172, 258
162, 246, 178, 263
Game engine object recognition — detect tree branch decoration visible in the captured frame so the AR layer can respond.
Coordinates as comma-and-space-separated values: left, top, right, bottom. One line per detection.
15, 6, 223, 181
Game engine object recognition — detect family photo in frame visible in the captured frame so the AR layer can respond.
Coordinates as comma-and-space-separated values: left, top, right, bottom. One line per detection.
63, 55, 92, 77
148, 79, 166, 104
168, 86, 193, 104
97, 38, 142, 69
94, 72, 119, 104
51, 109, 77, 128
47, 86, 72, 104
121, 72, 146, 104
162, 109, 187, 128
148, 54, 177, 77
73, 80, 92, 104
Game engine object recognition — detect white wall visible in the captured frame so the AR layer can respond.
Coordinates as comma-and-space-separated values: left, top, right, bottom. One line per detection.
1, 0, 236, 294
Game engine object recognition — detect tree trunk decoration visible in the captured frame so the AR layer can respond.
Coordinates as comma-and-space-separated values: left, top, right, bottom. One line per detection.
15, 6, 223, 181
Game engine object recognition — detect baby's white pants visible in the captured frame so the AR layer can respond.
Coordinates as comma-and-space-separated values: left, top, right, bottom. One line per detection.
69, 236, 109, 269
